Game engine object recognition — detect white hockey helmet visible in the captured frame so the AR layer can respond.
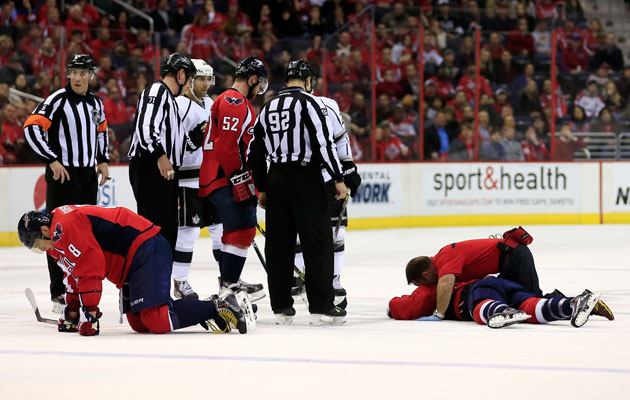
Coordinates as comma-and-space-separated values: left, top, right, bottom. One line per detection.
191, 59, 215, 85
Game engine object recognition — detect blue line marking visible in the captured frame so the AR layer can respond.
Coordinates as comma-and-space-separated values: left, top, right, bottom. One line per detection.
1, 349, 628, 374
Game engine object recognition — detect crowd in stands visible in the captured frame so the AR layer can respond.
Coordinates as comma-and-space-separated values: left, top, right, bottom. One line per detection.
0, 0, 629, 165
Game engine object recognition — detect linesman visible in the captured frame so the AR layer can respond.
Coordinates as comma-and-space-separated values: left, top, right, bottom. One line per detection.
23, 53, 110, 313
248, 59, 348, 325
128, 53, 204, 251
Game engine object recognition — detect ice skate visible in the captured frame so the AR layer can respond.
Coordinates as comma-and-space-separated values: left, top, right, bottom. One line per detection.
173, 279, 199, 300
333, 275, 347, 309
219, 277, 266, 302
570, 290, 602, 328
51, 294, 66, 314
215, 292, 249, 334
487, 308, 531, 329
274, 307, 296, 325
309, 306, 346, 326
201, 295, 230, 333
291, 276, 307, 303
584, 289, 614, 320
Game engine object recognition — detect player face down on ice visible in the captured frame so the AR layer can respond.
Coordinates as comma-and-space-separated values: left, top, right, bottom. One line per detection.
17, 207, 256, 336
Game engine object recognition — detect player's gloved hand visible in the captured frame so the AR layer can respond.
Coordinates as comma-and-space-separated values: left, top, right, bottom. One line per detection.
186, 121, 207, 151
78, 306, 102, 336
229, 169, 257, 203
341, 160, 361, 197
416, 315, 442, 321
58, 308, 79, 332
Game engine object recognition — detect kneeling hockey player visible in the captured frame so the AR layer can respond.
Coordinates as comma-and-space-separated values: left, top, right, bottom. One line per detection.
17, 205, 255, 336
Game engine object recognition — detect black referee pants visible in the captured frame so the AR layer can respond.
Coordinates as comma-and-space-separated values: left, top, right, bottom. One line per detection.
265, 163, 335, 314
45, 165, 98, 298
129, 157, 179, 252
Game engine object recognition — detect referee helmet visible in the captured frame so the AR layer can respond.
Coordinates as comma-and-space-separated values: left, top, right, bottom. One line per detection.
160, 53, 197, 79
67, 54, 97, 72
17, 211, 51, 249
286, 59, 315, 83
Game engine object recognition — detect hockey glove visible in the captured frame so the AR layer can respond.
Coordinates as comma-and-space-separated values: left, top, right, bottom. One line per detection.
416, 315, 442, 321
185, 121, 207, 151
341, 160, 361, 197
229, 169, 257, 203
58, 309, 79, 332
78, 306, 102, 336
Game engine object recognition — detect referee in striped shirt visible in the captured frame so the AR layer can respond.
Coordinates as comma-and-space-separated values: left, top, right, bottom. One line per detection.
247, 59, 348, 324
23, 54, 110, 312
128, 53, 202, 251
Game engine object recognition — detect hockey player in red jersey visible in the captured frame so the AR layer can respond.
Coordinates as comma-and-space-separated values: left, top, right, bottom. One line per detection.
388, 277, 612, 329
199, 56, 267, 300
17, 206, 255, 336
403, 227, 613, 322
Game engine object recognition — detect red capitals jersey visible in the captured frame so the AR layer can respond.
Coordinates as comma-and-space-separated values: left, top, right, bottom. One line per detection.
432, 239, 502, 281
199, 88, 255, 197
388, 280, 478, 320
46, 205, 161, 308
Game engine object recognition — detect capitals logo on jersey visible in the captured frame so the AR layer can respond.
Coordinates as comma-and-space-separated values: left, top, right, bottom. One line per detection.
224, 95, 244, 106
51, 223, 63, 243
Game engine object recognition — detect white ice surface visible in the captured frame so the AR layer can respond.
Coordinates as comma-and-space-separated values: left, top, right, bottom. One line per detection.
1, 225, 629, 399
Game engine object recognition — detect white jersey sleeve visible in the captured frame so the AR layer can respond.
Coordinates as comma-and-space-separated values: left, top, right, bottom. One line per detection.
177, 96, 213, 188
319, 96, 352, 161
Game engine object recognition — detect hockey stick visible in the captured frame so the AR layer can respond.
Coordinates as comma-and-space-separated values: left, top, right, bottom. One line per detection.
251, 239, 267, 273
333, 193, 350, 242
256, 223, 306, 281
24, 288, 57, 325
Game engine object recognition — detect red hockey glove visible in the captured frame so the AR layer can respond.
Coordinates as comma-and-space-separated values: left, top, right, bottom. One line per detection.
229, 170, 256, 202
78, 306, 102, 336
58, 293, 81, 332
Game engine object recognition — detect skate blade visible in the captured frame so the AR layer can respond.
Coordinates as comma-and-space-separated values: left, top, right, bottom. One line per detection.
488, 313, 531, 329
235, 291, 256, 333
248, 291, 266, 303
309, 314, 346, 326
572, 292, 602, 328
274, 314, 294, 325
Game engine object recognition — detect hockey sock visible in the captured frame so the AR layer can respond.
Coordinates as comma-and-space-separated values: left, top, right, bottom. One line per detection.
213, 249, 223, 270
333, 226, 345, 282
170, 299, 216, 330
173, 226, 200, 280
472, 299, 509, 325
208, 224, 223, 269
220, 245, 247, 284
518, 297, 573, 324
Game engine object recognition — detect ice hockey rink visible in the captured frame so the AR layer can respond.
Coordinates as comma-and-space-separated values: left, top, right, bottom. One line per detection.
1, 224, 628, 399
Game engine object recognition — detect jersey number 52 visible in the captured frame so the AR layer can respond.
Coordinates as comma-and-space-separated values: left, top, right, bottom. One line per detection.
205, 117, 241, 151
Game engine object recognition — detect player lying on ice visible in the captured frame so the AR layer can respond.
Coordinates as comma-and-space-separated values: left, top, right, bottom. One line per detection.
401, 226, 613, 322
17, 205, 256, 336
388, 276, 612, 329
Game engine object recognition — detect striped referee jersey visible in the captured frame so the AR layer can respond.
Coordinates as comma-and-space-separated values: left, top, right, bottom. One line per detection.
248, 86, 343, 187
128, 81, 185, 166
23, 85, 109, 167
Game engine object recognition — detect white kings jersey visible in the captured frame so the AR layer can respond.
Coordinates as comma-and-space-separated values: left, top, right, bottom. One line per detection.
319, 96, 353, 182
176, 95, 213, 189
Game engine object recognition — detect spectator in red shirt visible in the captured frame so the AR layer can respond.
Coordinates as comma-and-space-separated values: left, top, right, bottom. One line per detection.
557, 19, 581, 53
483, 32, 506, 60
0, 34, 14, 66
457, 64, 492, 101
31, 36, 57, 76
224, 0, 253, 36
0, 103, 25, 163
427, 68, 455, 101
376, 69, 405, 100
184, 12, 219, 62
65, 4, 91, 40
375, 120, 409, 162
328, 51, 358, 84
562, 33, 590, 74
448, 122, 475, 161
376, 46, 401, 83
333, 80, 355, 113
522, 126, 550, 160
103, 86, 131, 124
539, 78, 568, 119
555, 124, 586, 160
507, 18, 535, 57
583, 18, 603, 56
17, 25, 41, 59
446, 90, 469, 122
90, 27, 116, 63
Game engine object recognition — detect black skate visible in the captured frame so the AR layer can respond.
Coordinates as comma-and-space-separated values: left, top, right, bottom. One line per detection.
570, 290, 602, 328
203, 292, 252, 334
274, 307, 296, 325
291, 276, 307, 303
334, 288, 347, 310
173, 279, 199, 300
310, 306, 347, 326
219, 277, 266, 302
487, 308, 531, 329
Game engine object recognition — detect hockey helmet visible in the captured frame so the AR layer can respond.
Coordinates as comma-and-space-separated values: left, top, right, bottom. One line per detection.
17, 211, 51, 249
67, 54, 96, 72
235, 56, 268, 95
191, 59, 215, 85
160, 53, 197, 80
286, 59, 315, 83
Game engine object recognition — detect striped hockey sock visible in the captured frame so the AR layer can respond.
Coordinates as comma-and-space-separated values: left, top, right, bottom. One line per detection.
518, 297, 572, 324
472, 299, 509, 325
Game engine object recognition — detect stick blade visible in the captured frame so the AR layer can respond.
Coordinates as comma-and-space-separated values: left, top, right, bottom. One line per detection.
24, 288, 58, 325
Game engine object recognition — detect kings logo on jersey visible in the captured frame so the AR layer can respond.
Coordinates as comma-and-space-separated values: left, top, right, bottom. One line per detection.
224, 95, 244, 106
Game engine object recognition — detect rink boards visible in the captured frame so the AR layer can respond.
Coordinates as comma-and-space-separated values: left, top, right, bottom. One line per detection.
1, 161, 629, 246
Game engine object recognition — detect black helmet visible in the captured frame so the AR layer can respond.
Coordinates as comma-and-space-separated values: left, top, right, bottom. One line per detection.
286, 59, 315, 83
235, 56, 268, 95
17, 211, 51, 249
67, 54, 96, 72
160, 53, 197, 79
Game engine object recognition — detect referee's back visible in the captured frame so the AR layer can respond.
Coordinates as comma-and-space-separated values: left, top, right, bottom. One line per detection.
248, 86, 343, 189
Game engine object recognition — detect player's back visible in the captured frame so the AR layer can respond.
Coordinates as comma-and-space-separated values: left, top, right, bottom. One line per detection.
432, 238, 502, 281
